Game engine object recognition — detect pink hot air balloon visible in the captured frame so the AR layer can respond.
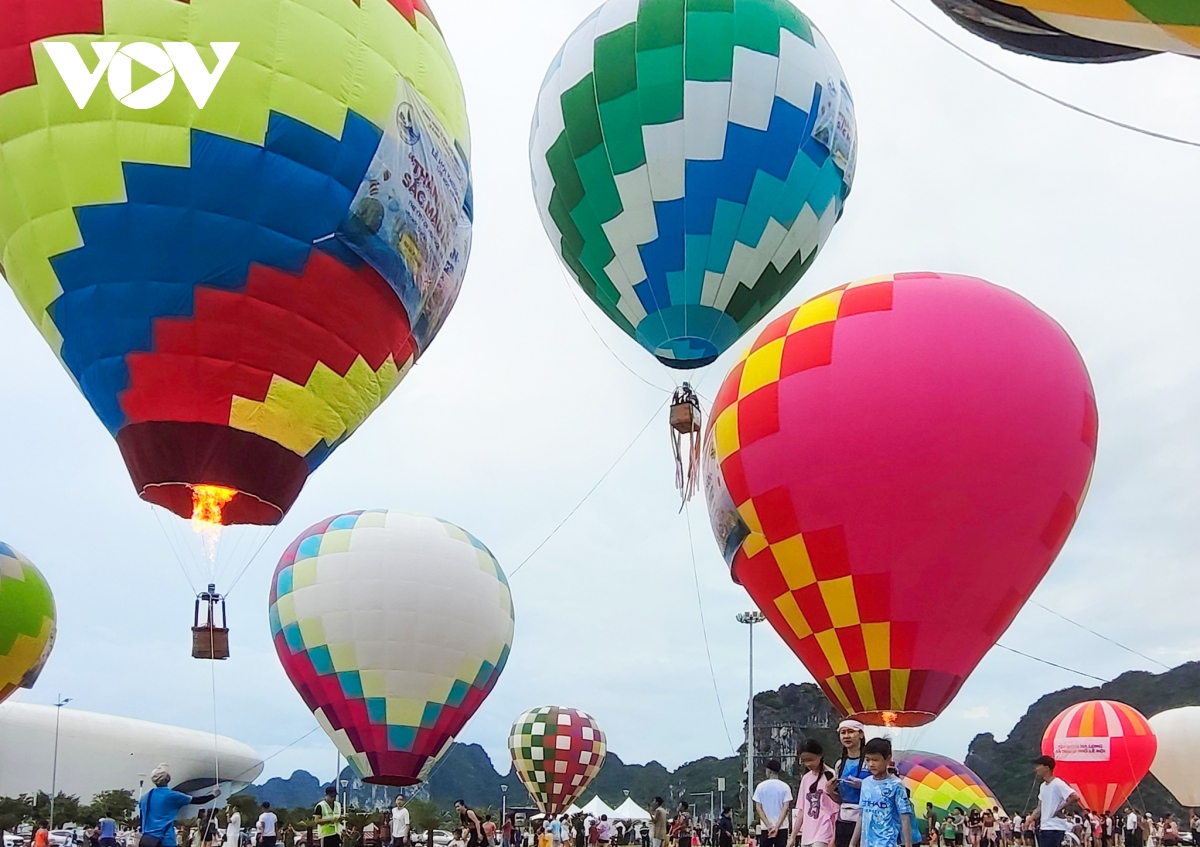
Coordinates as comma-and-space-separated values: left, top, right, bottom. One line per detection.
704, 272, 1098, 726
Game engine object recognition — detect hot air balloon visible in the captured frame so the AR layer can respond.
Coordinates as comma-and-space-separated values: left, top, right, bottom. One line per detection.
509, 706, 607, 816
530, 0, 857, 500
1042, 700, 1156, 813
894, 751, 1003, 836
0, 0, 472, 528
933, 1, 1195, 61
703, 272, 1098, 727
531, 0, 855, 372
269, 510, 514, 786
1149, 707, 1200, 807
0, 542, 57, 705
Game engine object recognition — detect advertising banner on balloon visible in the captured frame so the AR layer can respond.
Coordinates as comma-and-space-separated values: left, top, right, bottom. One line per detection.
339, 76, 473, 353
702, 430, 749, 570
1053, 737, 1112, 762
811, 77, 857, 188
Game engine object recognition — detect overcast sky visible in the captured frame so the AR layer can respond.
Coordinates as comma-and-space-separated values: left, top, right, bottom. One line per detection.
3, 0, 1200, 792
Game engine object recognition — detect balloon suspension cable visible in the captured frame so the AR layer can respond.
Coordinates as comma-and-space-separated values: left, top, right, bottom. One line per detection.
670, 383, 703, 509
685, 501, 736, 754
883, 0, 1200, 150
211, 653, 221, 808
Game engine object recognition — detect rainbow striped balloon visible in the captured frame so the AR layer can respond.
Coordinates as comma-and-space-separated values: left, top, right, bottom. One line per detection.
895, 751, 1003, 831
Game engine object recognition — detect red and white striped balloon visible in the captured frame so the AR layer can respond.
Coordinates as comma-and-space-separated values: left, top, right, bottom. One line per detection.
1042, 700, 1157, 813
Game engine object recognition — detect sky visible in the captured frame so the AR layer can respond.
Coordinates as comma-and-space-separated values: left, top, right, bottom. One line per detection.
3, 0, 1200, 797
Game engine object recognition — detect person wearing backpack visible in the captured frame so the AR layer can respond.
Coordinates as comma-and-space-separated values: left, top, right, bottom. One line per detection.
138, 764, 223, 847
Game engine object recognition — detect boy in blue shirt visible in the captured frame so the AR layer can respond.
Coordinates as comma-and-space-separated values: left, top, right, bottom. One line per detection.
849, 739, 912, 847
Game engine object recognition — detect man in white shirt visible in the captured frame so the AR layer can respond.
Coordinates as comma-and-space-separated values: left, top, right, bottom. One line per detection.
1125, 810, 1141, 847
257, 803, 279, 847
1029, 757, 1080, 847
753, 758, 794, 847
392, 798, 411, 847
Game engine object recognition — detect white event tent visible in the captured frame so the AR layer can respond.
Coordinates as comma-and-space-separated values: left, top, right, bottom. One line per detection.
612, 798, 651, 821
579, 796, 617, 817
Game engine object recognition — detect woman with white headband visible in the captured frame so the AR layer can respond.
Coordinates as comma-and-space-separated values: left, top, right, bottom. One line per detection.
138, 764, 223, 847
825, 720, 867, 847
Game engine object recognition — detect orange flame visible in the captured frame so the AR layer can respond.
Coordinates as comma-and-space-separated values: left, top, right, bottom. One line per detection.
191, 484, 237, 529
881, 711, 898, 727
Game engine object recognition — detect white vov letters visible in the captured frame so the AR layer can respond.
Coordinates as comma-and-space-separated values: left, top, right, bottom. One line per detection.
42, 42, 240, 109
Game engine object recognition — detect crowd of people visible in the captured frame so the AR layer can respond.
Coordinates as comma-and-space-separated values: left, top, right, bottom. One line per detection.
41, 736, 1197, 847
740, 720, 1199, 847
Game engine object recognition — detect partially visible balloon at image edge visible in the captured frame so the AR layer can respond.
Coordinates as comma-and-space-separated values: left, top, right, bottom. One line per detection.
0, 0, 473, 526
0, 542, 57, 706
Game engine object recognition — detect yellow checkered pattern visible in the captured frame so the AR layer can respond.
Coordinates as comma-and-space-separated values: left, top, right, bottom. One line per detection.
709, 276, 908, 719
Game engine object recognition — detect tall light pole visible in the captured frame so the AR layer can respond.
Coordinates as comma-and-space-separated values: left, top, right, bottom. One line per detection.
735, 613, 764, 832
50, 695, 73, 830
501, 785, 508, 824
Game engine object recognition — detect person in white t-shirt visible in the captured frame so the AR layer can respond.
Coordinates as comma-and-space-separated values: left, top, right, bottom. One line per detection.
754, 758, 795, 847
225, 811, 242, 847
392, 798, 411, 847
257, 804, 279, 847
1029, 757, 1080, 847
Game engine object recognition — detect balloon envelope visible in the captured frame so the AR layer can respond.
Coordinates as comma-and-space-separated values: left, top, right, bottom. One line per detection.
509, 706, 607, 815
0, 0, 473, 525
0, 542, 56, 705
934, 0, 1195, 61
269, 511, 514, 785
1042, 700, 1157, 813
531, 0, 856, 370
931, 0, 1152, 62
1148, 707, 1200, 807
704, 272, 1097, 726
895, 751, 1003, 833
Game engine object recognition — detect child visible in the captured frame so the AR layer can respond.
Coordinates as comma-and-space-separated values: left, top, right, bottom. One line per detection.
849, 738, 912, 847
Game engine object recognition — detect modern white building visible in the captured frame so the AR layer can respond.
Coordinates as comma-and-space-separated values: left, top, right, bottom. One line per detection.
0, 701, 263, 812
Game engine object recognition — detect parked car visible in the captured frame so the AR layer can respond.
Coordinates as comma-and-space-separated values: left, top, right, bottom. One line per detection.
411, 831, 454, 847
4, 834, 26, 847
48, 831, 79, 847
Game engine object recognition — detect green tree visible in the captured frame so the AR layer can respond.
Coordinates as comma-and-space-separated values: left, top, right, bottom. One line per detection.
407, 800, 449, 847
81, 790, 137, 826
1, 796, 33, 846
226, 795, 263, 826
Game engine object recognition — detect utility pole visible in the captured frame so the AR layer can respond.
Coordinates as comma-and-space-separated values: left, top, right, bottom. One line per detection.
736, 613, 764, 832
50, 695, 73, 830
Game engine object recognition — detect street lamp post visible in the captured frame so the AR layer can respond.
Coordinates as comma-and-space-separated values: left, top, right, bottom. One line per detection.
50, 695, 73, 830
735, 612, 764, 832
501, 785, 508, 824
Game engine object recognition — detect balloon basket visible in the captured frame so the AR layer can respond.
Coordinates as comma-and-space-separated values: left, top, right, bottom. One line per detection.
192, 583, 230, 660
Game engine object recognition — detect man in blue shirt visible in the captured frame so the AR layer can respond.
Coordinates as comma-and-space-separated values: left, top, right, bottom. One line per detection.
98, 817, 119, 847
138, 764, 223, 847
849, 739, 912, 847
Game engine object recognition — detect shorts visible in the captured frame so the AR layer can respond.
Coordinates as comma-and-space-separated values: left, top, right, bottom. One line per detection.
679, 838, 692, 847
321, 837, 341, 847
101, 840, 119, 847
801, 841, 830, 847
758, 832, 789, 847
393, 839, 409, 847
835, 821, 857, 847
262, 839, 278, 847
1036, 833, 1067, 847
